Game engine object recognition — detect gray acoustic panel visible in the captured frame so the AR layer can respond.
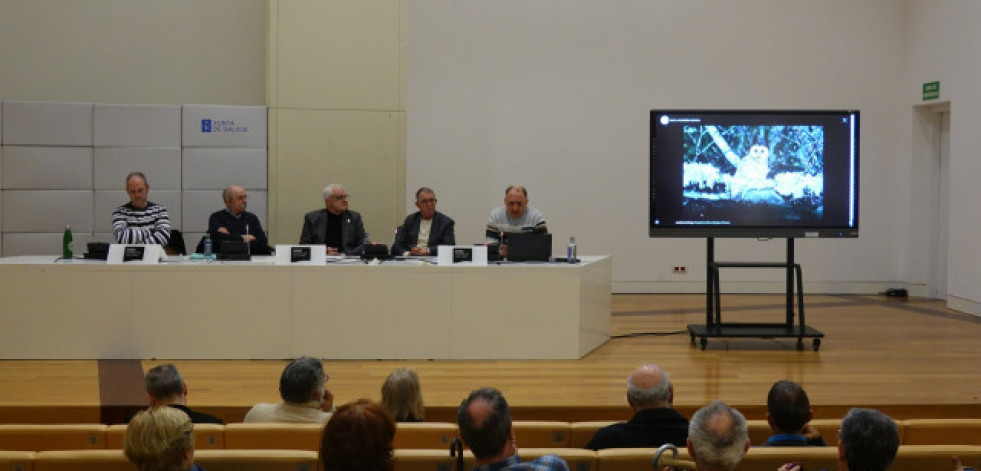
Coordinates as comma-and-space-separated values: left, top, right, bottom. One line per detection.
1, 146, 93, 190
2, 232, 100, 257
94, 189, 182, 235
2, 102, 93, 146
182, 189, 266, 233
94, 104, 181, 147
182, 105, 267, 148
1, 190, 93, 232
93, 147, 181, 190
181, 147, 267, 190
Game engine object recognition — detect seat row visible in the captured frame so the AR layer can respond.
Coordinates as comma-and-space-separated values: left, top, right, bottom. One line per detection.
2, 418, 981, 452
0, 445, 979, 471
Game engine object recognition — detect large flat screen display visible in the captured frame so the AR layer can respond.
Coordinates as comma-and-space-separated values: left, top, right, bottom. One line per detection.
650, 110, 859, 238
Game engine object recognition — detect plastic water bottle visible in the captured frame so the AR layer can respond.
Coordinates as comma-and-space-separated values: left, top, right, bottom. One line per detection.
62, 225, 74, 259
567, 236, 577, 263
203, 234, 213, 258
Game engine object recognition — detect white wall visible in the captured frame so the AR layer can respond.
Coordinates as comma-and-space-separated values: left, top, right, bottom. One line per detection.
906, 0, 981, 314
407, 1, 909, 293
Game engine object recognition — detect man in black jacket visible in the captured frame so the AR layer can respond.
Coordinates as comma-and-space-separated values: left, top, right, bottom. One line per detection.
299, 183, 369, 256
207, 185, 270, 255
143, 363, 223, 424
392, 187, 455, 256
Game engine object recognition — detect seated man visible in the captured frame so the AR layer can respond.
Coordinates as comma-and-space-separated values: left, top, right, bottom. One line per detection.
391, 187, 455, 256
585, 363, 688, 449
125, 406, 206, 471
299, 184, 369, 256
779, 408, 899, 471
663, 400, 750, 471
207, 185, 270, 255
485, 185, 547, 256
760, 380, 825, 446
113, 171, 171, 245
243, 356, 334, 423
142, 363, 223, 424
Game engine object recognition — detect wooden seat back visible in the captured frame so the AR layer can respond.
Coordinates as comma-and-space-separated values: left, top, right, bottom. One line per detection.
0, 425, 106, 451
223, 423, 323, 450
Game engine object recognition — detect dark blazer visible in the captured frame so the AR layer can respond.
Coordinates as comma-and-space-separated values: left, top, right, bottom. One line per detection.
391, 211, 455, 256
584, 407, 689, 450
299, 208, 368, 256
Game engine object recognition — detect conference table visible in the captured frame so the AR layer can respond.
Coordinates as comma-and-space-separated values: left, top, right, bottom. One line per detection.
0, 255, 611, 360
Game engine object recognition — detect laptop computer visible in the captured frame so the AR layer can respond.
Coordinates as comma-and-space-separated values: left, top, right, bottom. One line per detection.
505, 232, 552, 262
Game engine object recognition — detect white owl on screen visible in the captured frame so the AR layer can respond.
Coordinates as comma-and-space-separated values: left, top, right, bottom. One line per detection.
734, 145, 770, 181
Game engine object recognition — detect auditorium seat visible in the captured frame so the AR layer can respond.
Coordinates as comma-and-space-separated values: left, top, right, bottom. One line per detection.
569, 421, 615, 448
394, 448, 471, 471
193, 449, 318, 471
0, 451, 35, 471
747, 418, 841, 446
33, 449, 134, 471
738, 446, 838, 471
513, 421, 571, 447
902, 418, 981, 445
520, 448, 597, 471
597, 447, 684, 471
223, 423, 322, 450
891, 445, 981, 471
105, 423, 224, 450
393, 422, 459, 449
0, 424, 107, 451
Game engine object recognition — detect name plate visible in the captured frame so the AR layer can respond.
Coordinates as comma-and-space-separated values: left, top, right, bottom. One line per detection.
107, 244, 163, 264
275, 245, 327, 265
437, 245, 488, 266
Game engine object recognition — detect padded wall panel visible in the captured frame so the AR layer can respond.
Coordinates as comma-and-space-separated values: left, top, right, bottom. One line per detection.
1, 146, 93, 189
94, 190, 181, 234
93, 147, 181, 190
182, 190, 267, 233
2, 232, 100, 256
1, 102, 93, 146
181, 147, 267, 190
182, 105, 267, 148
1, 190, 93, 232
93, 104, 181, 147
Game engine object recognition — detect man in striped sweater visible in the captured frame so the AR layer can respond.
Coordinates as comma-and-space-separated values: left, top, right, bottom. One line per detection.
113, 171, 171, 245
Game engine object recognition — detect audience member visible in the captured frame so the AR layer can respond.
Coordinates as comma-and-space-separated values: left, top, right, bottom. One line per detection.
299, 183, 369, 255
381, 368, 425, 422
485, 186, 547, 256
113, 171, 171, 245
143, 363, 223, 424
760, 379, 824, 446
391, 187, 455, 256
319, 399, 396, 471
664, 400, 750, 471
457, 387, 569, 471
206, 185, 270, 255
243, 356, 334, 423
124, 406, 206, 471
778, 408, 898, 471
585, 363, 688, 449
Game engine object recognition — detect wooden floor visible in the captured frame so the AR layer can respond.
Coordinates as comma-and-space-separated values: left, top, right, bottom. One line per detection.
1, 294, 980, 424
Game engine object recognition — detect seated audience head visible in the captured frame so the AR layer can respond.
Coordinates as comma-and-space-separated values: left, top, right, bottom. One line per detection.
222, 185, 248, 215
627, 363, 673, 410
323, 183, 349, 215
319, 399, 395, 471
381, 368, 425, 422
838, 408, 899, 471
415, 187, 438, 220
280, 356, 329, 406
457, 387, 515, 464
504, 185, 528, 219
766, 379, 813, 434
686, 400, 750, 471
124, 406, 195, 471
145, 363, 186, 406
126, 171, 151, 210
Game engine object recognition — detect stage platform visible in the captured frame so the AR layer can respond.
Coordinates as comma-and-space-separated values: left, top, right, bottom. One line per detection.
1, 294, 979, 424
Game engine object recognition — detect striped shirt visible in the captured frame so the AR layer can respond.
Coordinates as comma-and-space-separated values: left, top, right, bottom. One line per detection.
112, 202, 171, 245
485, 206, 547, 244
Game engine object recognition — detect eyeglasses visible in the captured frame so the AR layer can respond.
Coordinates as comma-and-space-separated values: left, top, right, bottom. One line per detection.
418, 198, 437, 204
331, 194, 350, 201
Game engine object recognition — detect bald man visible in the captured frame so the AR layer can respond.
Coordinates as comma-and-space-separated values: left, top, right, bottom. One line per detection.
485, 185, 547, 256
584, 364, 689, 450
206, 185, 270, 255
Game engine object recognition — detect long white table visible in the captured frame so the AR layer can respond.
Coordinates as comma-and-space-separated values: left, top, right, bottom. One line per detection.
0, 255, 611, 360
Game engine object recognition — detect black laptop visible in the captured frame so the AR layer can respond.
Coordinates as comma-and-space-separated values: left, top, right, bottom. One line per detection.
505, 232, 552, 262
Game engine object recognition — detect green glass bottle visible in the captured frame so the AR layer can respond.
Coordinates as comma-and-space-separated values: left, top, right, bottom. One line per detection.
63, 225, 74, 259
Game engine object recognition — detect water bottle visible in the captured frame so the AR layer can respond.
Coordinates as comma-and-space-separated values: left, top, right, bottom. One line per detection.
203, 234, 213, 258
567, 236, 577, 263
62, 225, 74, 259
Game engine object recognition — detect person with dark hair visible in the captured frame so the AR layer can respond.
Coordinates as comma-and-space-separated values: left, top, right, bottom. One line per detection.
778, 408, 899, 471
243, 356, 334, 423
142, 363, 223, 424
457, 387, 569, 471
760, 380, 824, 446
381, 368, 425, 422
112, 171, 171, 245
320, 399, 395, 471
485, 185, 547, 256
125, 406, 206, 471
585, 363, 688, 449
664, 400, 750, 471
391, 187, 455, 256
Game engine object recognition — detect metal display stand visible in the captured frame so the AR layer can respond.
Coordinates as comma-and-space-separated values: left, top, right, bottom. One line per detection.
688, 237, 824, 351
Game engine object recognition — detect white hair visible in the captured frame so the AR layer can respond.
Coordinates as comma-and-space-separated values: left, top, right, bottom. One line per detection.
323, 183, 345, 199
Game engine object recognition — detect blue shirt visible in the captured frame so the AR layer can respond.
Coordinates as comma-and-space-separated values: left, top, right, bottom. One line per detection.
473, 454, 569, 471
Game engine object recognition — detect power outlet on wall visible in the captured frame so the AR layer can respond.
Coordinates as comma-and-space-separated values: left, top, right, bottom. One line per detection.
672, 265, 688, 274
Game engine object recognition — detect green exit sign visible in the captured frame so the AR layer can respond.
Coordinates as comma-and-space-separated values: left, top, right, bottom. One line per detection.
923, 81, 940, 100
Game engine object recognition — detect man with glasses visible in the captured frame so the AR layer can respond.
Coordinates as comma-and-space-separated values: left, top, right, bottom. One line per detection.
300, 183, 369, 255
391, 187, 456, 256
243, 356, 334, 423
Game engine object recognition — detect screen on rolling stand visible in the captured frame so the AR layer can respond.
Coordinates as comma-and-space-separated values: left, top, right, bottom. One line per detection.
649, 110, 859, 238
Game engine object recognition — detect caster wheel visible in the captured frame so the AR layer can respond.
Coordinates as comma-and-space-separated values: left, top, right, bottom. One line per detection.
812, 338, 821, 351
